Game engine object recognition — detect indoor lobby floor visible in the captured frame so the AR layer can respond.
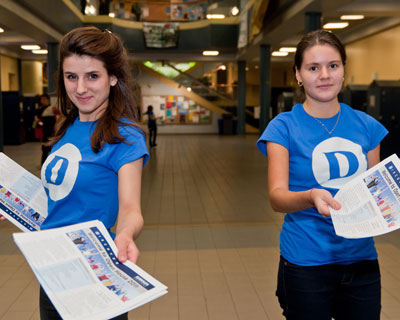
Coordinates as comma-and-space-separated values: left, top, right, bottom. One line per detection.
1, 134, 400, 320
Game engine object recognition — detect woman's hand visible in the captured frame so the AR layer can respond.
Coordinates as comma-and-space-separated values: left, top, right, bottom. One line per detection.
115, 158, 145, 265
309, 188, 341, 217
114, 233, 140, 264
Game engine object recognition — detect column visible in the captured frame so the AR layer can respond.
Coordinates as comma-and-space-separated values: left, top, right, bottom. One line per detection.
305, 12, 321, 33
237, 60, 246, 135
47, 42, 59, 96
259, 44, 271, 132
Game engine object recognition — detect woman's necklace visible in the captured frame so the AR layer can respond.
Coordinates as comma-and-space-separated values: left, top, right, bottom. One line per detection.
306, 105, 341, 136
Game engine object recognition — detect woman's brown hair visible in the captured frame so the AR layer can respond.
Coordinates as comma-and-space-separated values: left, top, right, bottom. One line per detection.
294, 29, 346, 72
50, 26, 142, 153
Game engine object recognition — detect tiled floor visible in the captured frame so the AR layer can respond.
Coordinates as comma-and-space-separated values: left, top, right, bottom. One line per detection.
1, 135, 400, 319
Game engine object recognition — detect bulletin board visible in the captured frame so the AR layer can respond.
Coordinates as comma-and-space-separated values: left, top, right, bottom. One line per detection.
142, 95, 211, 124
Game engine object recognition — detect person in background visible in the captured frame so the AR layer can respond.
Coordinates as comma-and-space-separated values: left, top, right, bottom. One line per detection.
33, 94, 51, 142
257, 29, 388, 320
145, 105, 157, 147
39, 26, 149, 319
40, 97, 59, 164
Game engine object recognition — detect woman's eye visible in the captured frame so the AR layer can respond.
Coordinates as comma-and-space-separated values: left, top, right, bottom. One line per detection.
310, 66, 318, 71
330, 63, 339, 69
89, 73, 98, 79
66, 74, 76, 80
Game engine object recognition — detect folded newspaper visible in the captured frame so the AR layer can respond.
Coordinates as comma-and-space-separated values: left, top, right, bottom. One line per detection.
0, 152, 47, 231
13, 220, 168, 320
0, 152, 168, 319
330, 154, 400, 239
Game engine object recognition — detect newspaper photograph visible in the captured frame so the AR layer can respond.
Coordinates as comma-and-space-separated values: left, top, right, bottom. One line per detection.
330, 154, 400, 239
13, 220, 168, 320
0, 152, 47, 231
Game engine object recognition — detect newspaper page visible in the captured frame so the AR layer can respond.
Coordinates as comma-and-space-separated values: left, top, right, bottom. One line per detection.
330, 154, 400, 239
13, 220, 168, 320
0, 152, 47, 231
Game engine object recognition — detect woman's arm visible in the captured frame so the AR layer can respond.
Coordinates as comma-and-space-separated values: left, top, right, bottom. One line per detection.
267, 141, 341, 217
114, 157, 144, 264
367, 144, 381, 168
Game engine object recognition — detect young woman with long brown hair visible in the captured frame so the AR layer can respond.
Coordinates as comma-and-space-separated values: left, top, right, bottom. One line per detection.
39, 26, 148, 320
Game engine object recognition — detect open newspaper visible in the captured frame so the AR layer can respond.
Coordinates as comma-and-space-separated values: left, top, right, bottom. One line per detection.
330, 154, 400, 239
0, 152, 47, 231
13, 220, 168, 320
0, 152, 168, 318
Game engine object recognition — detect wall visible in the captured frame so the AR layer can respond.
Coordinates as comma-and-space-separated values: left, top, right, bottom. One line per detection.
21, 61, 43, 96
0, 55, 19, 91
139, 69, 220, 134
345, 25, 400, 85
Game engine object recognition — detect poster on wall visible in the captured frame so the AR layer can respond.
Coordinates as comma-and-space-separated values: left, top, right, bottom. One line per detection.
143, 22, 179, 48
170, 1, 207, 20
142, 95, 211, 125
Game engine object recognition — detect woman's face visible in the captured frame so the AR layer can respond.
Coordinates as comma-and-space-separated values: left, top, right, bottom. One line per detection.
296, 44, 344, 105
63, 54, 117, 121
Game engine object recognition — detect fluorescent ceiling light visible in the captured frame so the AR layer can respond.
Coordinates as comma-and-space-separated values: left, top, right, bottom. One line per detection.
231, 6, 239, 16
279, 47, 296, 52
0, 28, 4, 33
202, 50, 219, 56
32, 49, 48, 54
21, 45, 41, 50
108, 12, 115, 18
272, 51, 288, 57
323, 22, 349, 29
340, 15, 364, 20
206, 14, 225, 19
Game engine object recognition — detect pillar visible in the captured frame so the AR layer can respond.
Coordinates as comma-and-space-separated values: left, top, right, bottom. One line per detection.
47, 42, 59, 96
237, 60, 246, 135
259, 44, 271, 132
305, 12, 321, 33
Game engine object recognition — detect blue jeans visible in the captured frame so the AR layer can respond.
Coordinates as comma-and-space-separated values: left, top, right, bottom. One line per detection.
40, 287, 128, 320
276, 256, 381, 320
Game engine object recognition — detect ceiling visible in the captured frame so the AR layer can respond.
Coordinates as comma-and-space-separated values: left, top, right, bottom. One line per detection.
1, 0, 400, 64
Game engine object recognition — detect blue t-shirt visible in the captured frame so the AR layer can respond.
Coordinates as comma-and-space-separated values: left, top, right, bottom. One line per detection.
41, 118, 149, 234
257, 103, 388, 266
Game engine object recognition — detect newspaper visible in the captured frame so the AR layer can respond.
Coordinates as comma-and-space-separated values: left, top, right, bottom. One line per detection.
0, 152, 47, 231
330, 154, 400, 239
13, 220, 168, 320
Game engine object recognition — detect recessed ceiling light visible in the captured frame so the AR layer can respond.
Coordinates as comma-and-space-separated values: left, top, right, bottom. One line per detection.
340, 15, 364, 20
279, 47, 296, 52
187, 87, 192, 92
206, 14, 225, 19
21, 45, 41, 50
32, 49, 48, 54
108, 12, 115, 18
323, 22, 349, 29
0, 27, 4, 33
231, 6, 239, 16
202, 50, 219, 56
272, 51, 289, 57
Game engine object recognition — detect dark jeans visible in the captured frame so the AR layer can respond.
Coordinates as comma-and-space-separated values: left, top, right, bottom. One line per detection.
148, 125, 157, 147
276, 256, 381, 320
40, 287, 128, 320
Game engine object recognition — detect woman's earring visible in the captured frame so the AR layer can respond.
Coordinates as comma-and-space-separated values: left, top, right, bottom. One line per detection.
297, 80, 303, 87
